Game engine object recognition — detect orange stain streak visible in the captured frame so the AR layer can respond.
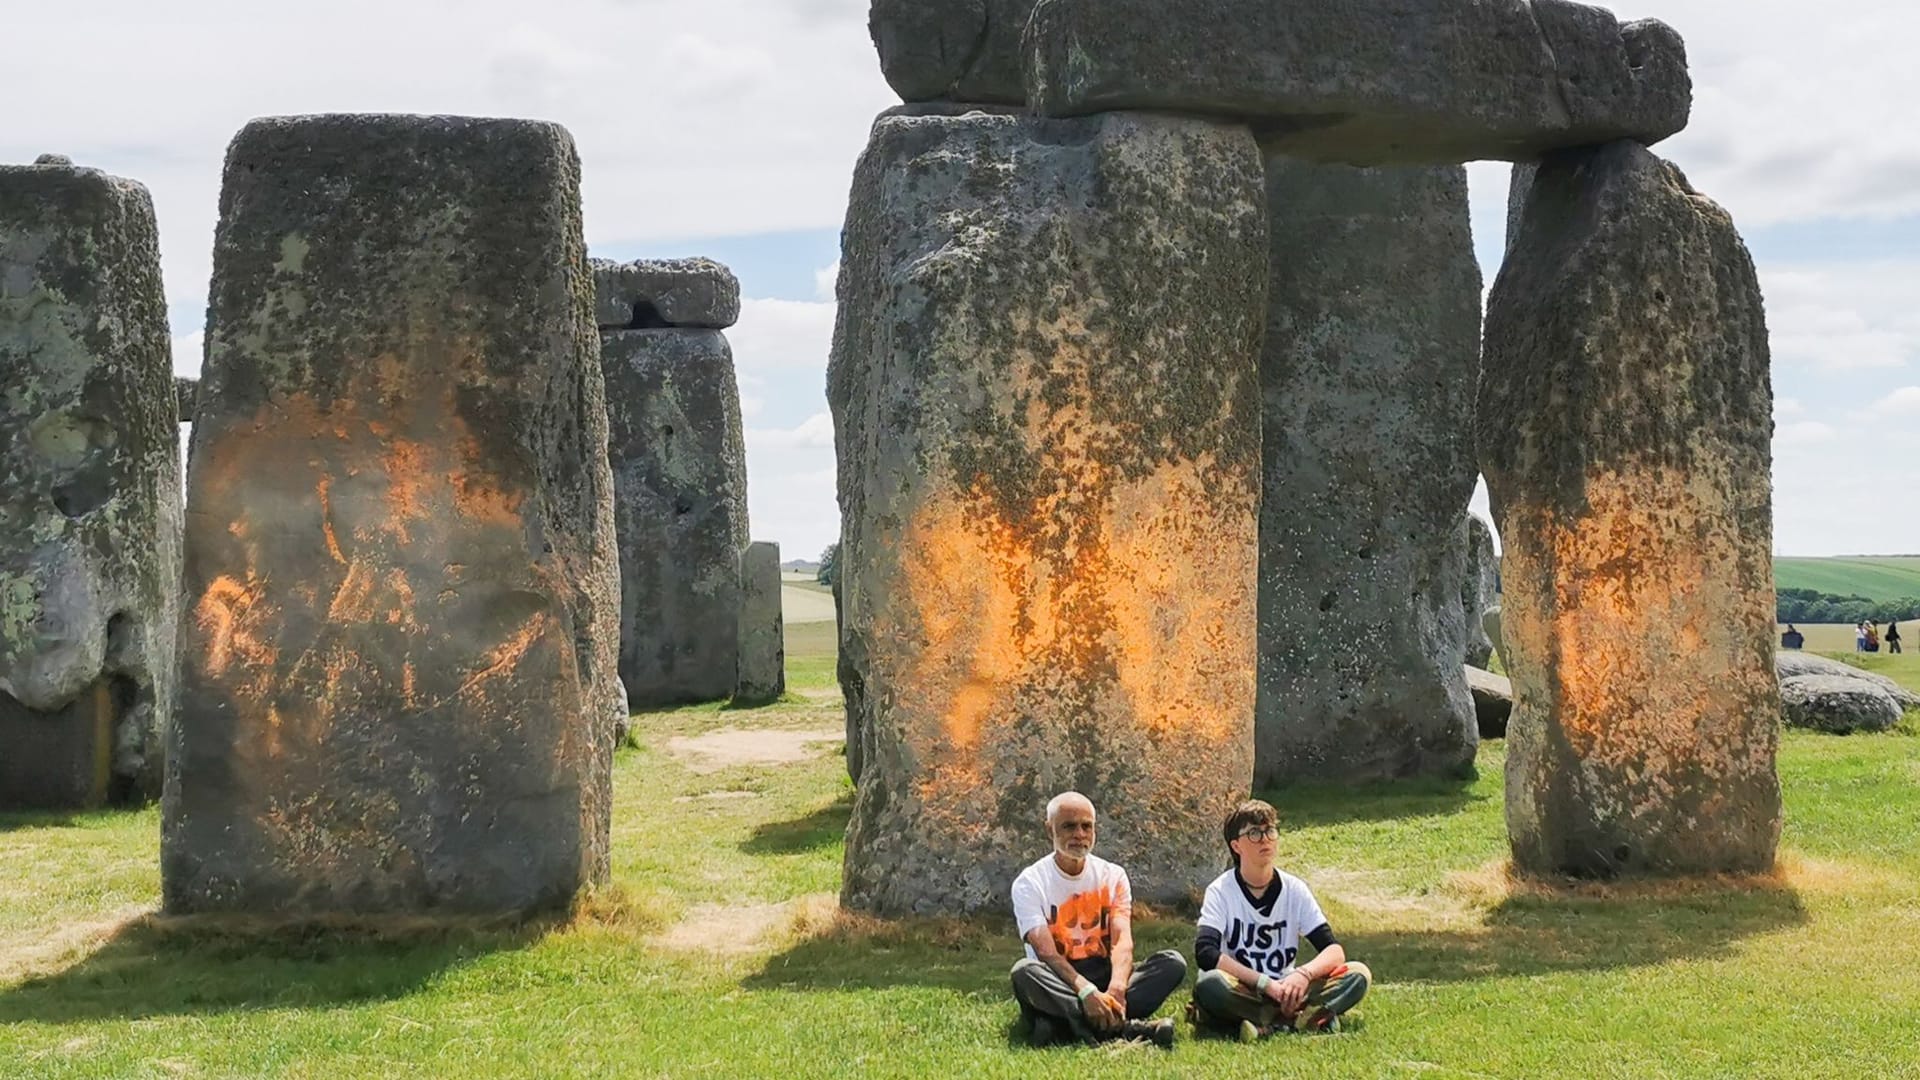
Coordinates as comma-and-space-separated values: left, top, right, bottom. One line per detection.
316, 476, 346, 565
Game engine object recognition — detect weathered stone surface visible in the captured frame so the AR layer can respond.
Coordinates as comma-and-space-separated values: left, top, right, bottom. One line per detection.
830, 109, 1265, 915
598, 327, 748, 708
1461, 513, 1500, 669
174, 376, 199, 422
1256, 156, 1480, 787
1467, 665, 1513, 739
1, 160, 180, 808
1775, 651, 1920, 708
591, 258, 739, 331
1481, 140, 1779, 878
868, 0, 1035, 104
164, 114, 619, 915
733, 541, 784, 706
1780, 674, 1902, 735
1024, 0, 1690, 165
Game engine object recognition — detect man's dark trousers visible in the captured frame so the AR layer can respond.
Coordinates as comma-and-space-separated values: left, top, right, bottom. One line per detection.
1009, 951, 1188, 1042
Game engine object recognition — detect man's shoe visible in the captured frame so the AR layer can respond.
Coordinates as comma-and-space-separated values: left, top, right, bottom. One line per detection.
1293, 1005, 1342, 1035
1121, 1018, 1176, 1048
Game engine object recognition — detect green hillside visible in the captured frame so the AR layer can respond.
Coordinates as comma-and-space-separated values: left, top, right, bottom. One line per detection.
1776, 557, 1920, 601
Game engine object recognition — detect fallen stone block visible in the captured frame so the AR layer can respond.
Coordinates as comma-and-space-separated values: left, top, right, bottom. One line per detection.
830, 108, 1265, 915
1, 157, 181, 808
733, 541, 785, 707
1024, 0, 1690, 165
1775, 651, 1920, 709
1466, 665, 1514, 739
1482, 140, 1779, 878
165, 114, 620, 916
597, 324, 749, 708
1780, 674, 1903, 735
1255, 156, 1480, 786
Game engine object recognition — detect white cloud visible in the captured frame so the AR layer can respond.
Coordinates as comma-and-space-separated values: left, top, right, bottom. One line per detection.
1864, 386, 1920, 418
169, 330, 203, 377
814, 260, 840, 302
1776, 421, 1838, 446
728, 297, 837, 371
1763, 263, 1920, 372
1774, 396, 1805, 419
747, 411, 835, 450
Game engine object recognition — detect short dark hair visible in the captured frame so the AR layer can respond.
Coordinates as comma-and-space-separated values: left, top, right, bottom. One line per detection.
1223, 799, 1278, 867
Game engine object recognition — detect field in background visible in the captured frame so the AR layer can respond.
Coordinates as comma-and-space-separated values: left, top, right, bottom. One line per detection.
1775, 556, 1920, 600
3, 611, 1919, 1076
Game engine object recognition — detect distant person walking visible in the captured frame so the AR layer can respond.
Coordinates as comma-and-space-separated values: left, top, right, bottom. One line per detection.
1889, 621, 1903, 655
1856, 622, 1869, 652
1866, 624, 1881, 652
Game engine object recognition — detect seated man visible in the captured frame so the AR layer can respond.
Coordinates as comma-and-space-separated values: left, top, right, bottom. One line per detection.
1191, 799, 1371, 1038
1009, 791, 1186, 1048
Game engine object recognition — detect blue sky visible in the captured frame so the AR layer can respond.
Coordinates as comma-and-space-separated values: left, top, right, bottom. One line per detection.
11, 0, 1916, 560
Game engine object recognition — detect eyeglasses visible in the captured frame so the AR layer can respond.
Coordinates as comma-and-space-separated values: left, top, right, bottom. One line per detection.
1236, 826, 1278, 842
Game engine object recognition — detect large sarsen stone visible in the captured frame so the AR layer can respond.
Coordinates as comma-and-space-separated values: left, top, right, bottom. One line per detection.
164, 115, 620, 916
830, 108, 1266, 915
1, 159, 181, 808
597, 325, 749, 709
1255, 156, 1481, 787
1481, 140, 1780, 878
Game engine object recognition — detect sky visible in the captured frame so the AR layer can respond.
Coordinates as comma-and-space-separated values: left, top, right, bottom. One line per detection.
7, 0, 1915, 561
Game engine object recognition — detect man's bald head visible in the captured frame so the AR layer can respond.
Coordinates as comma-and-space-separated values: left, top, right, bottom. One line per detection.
1046, 791, 1095, 827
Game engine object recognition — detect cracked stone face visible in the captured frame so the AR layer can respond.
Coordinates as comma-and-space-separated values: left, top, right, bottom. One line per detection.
1255, 156, 1481, 788
163, 115, 620, 916
830, 108, 1265, 916
1482, 140, 1780, 878
1, 159, 180, 809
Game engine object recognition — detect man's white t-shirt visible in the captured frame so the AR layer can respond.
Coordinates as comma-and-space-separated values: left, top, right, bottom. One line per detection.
1196, 867, 1329, 977
1011, 853, 1132, 963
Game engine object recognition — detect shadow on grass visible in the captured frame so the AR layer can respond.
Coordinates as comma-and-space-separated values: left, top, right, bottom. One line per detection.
742, 792, 853, 855
0, 915, 548, 1023
1348, 875, 1809, 984
745, 878, 1806, 995
1259, 774, 1488, 829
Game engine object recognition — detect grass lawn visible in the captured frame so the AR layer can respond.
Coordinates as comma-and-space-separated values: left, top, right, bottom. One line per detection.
1775, 556, 1920, 601
3, 639, 1919, 1078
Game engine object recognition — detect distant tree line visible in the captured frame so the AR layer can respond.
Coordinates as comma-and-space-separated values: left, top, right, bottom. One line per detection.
1778, 588, 1920, 625
818, 542, 838, 587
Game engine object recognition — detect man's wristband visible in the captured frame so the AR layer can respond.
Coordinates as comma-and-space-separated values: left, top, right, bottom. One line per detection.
1075, 979, 1096, 1001
1255, 974, 1271, 993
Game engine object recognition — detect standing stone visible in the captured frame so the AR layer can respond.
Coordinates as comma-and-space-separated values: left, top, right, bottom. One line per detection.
1, 159, 181, 808
174, 376, 199, 423
1482, 604, 1505, 671
1256, 156, 1480, 787
868, 0, 1036, 104
733, 541, 784, 706
1024, 0, 1690, 165
592, 259, 749, 709
1460, 512, 1500, 669
164, 115, 619, 915
830, 107, 1266, 915
1481, 140, 1779, 878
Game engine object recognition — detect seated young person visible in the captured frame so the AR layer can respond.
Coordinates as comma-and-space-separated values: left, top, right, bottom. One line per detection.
1190, 799, 1371, 1037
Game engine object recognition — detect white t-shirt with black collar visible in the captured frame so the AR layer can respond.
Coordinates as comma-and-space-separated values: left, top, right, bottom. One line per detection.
1195, 866, 1334, 977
